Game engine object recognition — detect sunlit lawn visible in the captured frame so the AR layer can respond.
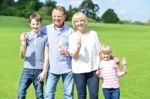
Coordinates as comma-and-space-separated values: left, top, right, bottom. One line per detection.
0, 16, 150, 99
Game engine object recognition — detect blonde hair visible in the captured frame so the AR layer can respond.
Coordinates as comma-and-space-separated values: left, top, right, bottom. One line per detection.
100, 44, 114, 59
72, 12, 88, 28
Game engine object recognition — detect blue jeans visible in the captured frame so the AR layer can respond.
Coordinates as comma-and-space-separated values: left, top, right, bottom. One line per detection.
17, 68, 44, 99
73, 70, 99, 99
44, 72, 74, 99
103, 88, 120, 99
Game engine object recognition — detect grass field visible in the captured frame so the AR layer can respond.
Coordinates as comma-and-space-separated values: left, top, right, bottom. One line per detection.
0, 16, 150, 99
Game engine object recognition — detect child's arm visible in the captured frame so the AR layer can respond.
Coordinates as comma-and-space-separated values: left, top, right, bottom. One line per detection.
20, 41, 26, 58
38, 45, 49, 81
96, 67, 103, 79
20, 32, 27, 59
117, 64, 128, 77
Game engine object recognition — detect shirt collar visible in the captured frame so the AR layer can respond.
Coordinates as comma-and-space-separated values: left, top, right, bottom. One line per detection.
31, 31, 40, 37
53, 24, 65, 32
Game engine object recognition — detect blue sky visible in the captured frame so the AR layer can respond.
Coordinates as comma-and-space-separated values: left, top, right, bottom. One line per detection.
40, 0, 150, 22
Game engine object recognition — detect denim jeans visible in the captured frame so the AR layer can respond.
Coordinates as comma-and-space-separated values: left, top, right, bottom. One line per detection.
17, 68, 44, 99
44, 72, 74, 99
103, 88, 120, 99
73, 70, 99, 99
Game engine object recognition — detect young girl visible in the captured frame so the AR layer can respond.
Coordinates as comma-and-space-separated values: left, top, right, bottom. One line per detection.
96, 44, 127, 99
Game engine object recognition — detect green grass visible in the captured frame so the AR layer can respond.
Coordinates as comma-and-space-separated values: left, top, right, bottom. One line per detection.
0, 16, 150, 99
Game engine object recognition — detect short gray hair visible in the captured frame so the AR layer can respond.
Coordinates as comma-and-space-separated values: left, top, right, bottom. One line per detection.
52, 6, 66, 15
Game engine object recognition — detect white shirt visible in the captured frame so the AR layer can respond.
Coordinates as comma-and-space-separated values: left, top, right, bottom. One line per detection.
69, 30, 101, 73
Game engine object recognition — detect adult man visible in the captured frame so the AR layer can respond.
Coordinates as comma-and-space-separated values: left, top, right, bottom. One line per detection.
41, 6, 74, 99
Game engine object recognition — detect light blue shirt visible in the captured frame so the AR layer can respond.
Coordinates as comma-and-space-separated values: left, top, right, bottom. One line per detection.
24, 32, 48, 69
41, 23, 74, 74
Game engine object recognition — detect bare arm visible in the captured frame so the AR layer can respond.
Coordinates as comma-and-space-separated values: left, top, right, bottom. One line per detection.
70, 38, 81, 59
117, 57, 128, 76
96, 68, 103, 79
20, 41, 26, 58
38, 45, 49, 81
20, 32, 27, 59
117, 64, 128, 77
43, 45, 49, 74
70, 46, 81, 59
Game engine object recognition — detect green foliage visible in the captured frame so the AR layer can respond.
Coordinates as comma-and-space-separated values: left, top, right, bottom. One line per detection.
0, 16, 150, 99
0, 0, 12, 6
44, 0, 56, 16
0, 0, 45, 18
0, 6, 16, 16
79, 0, 100, 21
101, 9, 120, 23
38, 6, 52, 20
24, 1, 36, 17
66, 6, 78, 21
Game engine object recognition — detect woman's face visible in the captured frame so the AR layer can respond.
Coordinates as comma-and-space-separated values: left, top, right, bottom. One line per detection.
74, 19, 86, 30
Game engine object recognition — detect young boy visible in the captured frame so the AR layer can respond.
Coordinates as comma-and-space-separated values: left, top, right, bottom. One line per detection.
17, 13, 49, 99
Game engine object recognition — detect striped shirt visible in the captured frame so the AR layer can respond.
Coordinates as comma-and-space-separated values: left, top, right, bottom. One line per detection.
41, 23, 74, 74
99, 59, 120, 88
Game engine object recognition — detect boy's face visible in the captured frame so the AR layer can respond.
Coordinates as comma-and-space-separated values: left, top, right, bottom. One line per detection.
30, 19, 41, 33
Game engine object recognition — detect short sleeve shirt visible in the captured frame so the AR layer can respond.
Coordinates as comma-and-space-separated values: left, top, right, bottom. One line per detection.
24, 32, 48, 69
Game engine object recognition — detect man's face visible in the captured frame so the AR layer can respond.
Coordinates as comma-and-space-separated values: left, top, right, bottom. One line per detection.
52, 9, 65, 28
30, 19, 41, 33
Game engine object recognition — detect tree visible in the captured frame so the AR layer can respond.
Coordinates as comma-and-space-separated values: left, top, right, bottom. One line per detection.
44, 0, 56, 16
0, 0, 17, 16
101, 9, 120, 23
38, 6, 51, 20
66, 5, 79, 21
79, 0, 99, 21
14, 0, 44, 17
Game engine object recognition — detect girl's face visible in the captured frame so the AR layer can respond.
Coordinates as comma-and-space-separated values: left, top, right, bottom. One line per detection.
30, 19, 41, 33
101, 52, 111, 61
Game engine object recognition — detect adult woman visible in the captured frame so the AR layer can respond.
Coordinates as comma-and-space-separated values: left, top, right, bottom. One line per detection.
69, 12, 101, 99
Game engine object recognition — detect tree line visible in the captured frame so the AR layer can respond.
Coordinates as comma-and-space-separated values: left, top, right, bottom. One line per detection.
0, 0, 149, 24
